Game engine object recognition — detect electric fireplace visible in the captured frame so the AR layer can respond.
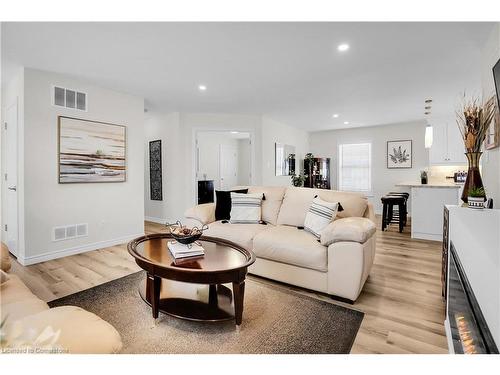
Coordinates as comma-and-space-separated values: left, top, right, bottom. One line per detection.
447, 242, 499, 354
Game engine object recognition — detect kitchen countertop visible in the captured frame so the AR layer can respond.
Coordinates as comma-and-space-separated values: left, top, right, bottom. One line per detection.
396, 182, 461, 189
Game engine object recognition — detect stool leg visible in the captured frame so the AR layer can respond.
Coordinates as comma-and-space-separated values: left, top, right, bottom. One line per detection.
388, 204, 394, 224
382, 203, 387, 231
399, 203, 404, 233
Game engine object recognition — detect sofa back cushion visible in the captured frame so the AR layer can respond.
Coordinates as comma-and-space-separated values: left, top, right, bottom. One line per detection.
277, 187, 368, 227
234, 186, 286, 225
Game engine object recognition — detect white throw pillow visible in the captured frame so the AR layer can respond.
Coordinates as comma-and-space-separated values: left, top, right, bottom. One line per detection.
230, 192, 263, 224
304, 196, 339, 238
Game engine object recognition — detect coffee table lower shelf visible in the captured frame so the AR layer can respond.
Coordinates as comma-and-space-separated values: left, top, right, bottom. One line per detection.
139, 278, 237, 323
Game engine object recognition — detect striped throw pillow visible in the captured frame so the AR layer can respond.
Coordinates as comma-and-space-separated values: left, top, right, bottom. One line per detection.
304, 197, 339, 238
230, 192, 263, 224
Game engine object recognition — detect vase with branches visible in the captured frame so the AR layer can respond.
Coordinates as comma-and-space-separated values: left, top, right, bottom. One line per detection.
456, 95, 496, 203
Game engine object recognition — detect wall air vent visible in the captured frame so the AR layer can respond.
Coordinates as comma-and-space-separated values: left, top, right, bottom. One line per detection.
53, 86, 87, 111
76, 223, 88, 237
52, 223, 88, 242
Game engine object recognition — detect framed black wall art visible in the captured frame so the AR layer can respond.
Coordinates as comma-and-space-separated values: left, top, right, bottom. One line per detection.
149, 140, 163, 201
387, 140, 412, 169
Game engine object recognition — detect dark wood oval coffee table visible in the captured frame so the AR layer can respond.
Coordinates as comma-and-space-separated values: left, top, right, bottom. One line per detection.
128, 233, 255, 326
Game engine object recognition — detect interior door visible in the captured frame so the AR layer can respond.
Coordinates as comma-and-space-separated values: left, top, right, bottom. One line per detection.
4, 102, 19, 256
219, 145, 238, 190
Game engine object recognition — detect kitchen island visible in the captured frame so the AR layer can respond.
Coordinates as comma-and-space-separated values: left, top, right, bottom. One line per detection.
396, 182, 461, 241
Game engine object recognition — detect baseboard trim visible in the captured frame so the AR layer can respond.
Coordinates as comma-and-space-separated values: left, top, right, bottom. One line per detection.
411, 231, 442, 242
18, 232, 145, 266
144, 216, 168, 224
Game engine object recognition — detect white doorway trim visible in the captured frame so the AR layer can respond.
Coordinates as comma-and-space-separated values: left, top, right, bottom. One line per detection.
2, 100, 20, 258
192, 128, 255, 206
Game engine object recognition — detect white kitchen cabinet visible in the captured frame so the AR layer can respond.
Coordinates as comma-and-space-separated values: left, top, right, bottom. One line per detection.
429, 121, 467, 165
396, 183, 461, 241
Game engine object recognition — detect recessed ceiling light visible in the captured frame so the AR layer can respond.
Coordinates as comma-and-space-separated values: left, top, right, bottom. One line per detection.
198, 85, 207, 91
332, 114, 339, 118
337, 43, 350, 52
344, 121, 349, 125
230, 131, 239, 134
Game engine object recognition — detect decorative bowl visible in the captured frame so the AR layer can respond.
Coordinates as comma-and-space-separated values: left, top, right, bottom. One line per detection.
166, 221, 209, 245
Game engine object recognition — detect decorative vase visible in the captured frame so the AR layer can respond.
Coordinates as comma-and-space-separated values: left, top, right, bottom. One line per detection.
461, 152, 485, 203
468, 196, 485, 209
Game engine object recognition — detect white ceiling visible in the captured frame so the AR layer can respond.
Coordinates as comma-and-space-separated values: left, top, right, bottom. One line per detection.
1, 22, 494, 131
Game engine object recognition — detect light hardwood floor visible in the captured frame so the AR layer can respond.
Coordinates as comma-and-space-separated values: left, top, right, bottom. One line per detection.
8, 217, 447, 354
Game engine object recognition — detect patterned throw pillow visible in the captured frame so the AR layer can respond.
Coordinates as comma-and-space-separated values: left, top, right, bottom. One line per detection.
229, 192, 263, 224
304, 197, 339, 238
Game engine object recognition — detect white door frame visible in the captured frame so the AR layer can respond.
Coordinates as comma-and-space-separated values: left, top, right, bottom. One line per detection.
2, 100, 20, 256
192, 128, 255, 206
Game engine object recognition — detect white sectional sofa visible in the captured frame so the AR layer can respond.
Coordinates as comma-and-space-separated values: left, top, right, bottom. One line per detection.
185, 186, 376, 302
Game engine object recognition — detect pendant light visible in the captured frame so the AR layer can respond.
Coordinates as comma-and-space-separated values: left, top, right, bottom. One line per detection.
425, 122, 433, 149
424, 100, 433, 149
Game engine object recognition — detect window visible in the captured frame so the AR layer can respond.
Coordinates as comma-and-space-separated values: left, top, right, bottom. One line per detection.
338, 143, 372, 193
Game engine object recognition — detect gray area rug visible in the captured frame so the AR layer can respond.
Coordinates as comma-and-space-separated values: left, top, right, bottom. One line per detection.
49, 271, 363, 354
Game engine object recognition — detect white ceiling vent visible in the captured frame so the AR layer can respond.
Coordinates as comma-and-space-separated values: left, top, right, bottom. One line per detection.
52, 223, 88, 242
53, 86, 87, 111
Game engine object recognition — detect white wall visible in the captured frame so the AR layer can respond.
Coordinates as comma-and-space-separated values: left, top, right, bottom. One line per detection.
19, 68, 144, 265
261, 116, 309, 186
144, 112, 183, 224
309, 121, 428, 214
481, 23, 500, 204
144, 112, 263, 223
143, 113, 307, 222
237, 138, 251, 185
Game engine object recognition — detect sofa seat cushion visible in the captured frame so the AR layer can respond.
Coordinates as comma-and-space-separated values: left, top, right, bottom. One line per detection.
277, 187, 368, 227
252, 225, 327, 272
203, 220, 271, 251
10, 306, 123, 354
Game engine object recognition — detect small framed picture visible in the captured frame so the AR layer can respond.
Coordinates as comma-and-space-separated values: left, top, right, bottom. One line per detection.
485, 103, 500, 150
387, 140, 412, 169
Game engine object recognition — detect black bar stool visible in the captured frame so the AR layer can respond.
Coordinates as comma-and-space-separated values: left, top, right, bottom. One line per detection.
381, 194, 408, 233
388, 192, 409, 226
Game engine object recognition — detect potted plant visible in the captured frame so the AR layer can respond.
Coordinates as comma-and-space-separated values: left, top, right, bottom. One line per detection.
456, 95, 496, 203
467, 187, 486, 209
291, 173, 306, 187
420, 170, 428, 184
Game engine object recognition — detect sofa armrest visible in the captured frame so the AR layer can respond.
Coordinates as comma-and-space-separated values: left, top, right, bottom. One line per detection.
363, 202, 376, 224
320, 217, 376, 247
327, 236, 376, 301
184, 203, 216, 225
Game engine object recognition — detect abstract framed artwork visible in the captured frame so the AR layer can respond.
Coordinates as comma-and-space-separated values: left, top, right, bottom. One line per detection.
149, 140, 163, 201
387, 140, 412, 169
58, 116, 126, 183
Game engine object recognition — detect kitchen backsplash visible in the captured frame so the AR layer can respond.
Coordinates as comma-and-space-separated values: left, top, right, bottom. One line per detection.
428, 165, 468, 183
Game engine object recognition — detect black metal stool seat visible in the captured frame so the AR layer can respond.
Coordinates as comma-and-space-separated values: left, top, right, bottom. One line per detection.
381, 194, 407, 233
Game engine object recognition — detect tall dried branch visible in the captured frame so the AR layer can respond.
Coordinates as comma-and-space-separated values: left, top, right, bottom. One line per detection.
456, 94, 496, 153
